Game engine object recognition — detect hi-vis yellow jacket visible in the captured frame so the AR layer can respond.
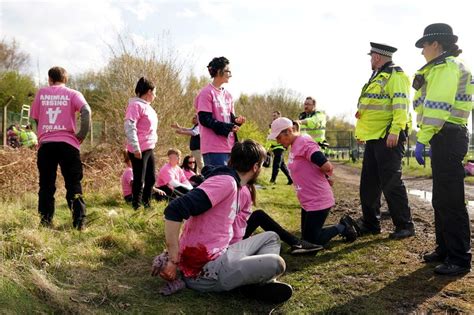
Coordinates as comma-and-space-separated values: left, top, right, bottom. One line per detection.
300, 111, 326, 143
413, 55, 473, 145
355, 62, 410, 141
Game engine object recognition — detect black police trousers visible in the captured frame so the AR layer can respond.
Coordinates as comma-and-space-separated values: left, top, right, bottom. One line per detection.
270, 148, 291, 183
37, 142, 86, 222
431, 123, 472, 268
360, 133, 414, 231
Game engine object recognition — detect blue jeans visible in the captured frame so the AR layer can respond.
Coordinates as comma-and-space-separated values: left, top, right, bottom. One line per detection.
203, 153, 230, 166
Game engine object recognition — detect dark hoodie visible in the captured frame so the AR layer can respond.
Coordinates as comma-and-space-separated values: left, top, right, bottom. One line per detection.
164, 165, 240, 222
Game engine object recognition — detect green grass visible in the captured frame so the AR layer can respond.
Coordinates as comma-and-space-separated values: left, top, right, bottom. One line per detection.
0, 169, 472, 313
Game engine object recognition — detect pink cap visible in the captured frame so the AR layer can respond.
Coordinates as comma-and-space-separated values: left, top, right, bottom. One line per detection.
268, 117, 293, 140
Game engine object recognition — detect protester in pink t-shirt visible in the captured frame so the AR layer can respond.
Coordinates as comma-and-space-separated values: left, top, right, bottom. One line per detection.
195, 56, 246, 166
124, 77, 158, 210
180, 155, 204, 187
154, 140, 293, 304
156, 149, 193, 200
30, 66, 90, 230
268, 117, 359, 246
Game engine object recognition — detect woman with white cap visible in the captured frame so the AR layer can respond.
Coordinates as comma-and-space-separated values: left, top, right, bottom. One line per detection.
268, 117, 359, 246
413, 23, 472, 276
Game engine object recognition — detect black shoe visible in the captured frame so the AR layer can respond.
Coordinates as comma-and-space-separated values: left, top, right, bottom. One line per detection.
71, 195, 86, 230
339, 215, 358, 242
242, 281, 293, 304
423, 251, 446, 263
434, 263, 471, 276
290, 240, 323, 255
389, 228, 415, 239
355, 218, 380, 236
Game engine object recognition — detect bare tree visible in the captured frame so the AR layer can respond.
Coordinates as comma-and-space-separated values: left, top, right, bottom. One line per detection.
0, 38, 29, 72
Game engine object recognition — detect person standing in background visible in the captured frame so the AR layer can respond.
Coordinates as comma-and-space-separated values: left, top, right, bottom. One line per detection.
268, 111, 292, 185
124, 77, 158, 210
171, 115, 203, 173
195, 56, 246, 166
30, 66, 91, 230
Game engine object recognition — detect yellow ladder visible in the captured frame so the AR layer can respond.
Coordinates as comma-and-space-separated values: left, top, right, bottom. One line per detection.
20, 104, 30, 128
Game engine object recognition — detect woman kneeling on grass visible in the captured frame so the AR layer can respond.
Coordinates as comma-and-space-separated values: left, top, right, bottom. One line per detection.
231, 184, 323, 255
268, 117, 359, 246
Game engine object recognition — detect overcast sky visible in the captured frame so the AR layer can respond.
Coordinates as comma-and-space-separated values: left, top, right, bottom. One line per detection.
1, 0, 473, 123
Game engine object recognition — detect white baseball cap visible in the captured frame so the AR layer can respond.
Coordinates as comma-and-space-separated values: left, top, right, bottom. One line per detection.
268, 117, 293, 140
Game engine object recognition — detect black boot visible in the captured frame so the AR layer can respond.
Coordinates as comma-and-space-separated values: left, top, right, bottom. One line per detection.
71, 194, 86, 230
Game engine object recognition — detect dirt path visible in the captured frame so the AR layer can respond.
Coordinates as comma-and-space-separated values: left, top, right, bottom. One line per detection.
334, 162, 474, 223
327, 162, 473, 313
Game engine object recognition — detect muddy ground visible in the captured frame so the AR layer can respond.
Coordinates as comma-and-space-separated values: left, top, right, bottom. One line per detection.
326, 162, 473, 313
333, 163, 474, 241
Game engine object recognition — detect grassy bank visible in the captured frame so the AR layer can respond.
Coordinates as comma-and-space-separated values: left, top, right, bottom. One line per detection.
1, 168, 472, 313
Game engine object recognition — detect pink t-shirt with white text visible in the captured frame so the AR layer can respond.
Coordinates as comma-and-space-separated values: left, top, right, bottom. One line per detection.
178, 175, 239, 276
125, 97, 158, 153
230, 185, 253, 245
121, 167, 133, 197
195, 84, 235, 154
30, 85, 87, 150
287, 135, 335, 211
156, 163, 188, 188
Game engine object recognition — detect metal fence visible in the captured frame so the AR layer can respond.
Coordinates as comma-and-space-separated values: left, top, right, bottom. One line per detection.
1, 109, 106, 147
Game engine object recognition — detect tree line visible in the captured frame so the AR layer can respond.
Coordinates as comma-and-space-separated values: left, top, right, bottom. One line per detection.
0, 36, 355, 151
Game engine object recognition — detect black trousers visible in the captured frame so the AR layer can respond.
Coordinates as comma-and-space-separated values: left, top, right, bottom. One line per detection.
129, 149, 155, 209
301, 208, 339, 245
270, 148, 292, 182
37, 142, 86, 222
360, 133, 413, 231
431, 123, 471, 268
243, 209, 299, 246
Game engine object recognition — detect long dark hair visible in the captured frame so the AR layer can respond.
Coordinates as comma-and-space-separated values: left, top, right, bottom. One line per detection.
181, 155, 197, 173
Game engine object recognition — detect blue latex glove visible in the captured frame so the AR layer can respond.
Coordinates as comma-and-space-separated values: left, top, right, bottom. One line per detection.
415, 142, 425, 165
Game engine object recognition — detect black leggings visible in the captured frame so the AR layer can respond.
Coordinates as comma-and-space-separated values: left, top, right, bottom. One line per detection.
243, 209, 300, 246
129, 149, 155, 209
301, 208, 339, 245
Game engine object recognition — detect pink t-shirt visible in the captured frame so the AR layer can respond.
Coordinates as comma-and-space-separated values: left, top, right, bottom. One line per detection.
30, 85, 87, 150
121, 167, 133, 197
183, 168, 196, 180
230, 185, 253, 245
156, 163, 188, 188
287, 135, 335, 211
125, 97, 158, 153
195, 83, 235, 154
178, 174, 239, 278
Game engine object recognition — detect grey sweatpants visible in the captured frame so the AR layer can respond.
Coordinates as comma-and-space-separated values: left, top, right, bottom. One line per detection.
184, 231, 285, 292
